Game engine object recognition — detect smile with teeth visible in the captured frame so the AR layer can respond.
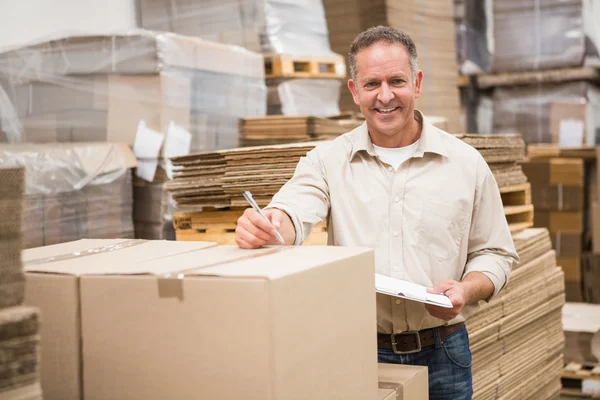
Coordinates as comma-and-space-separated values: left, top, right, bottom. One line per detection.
375, 106, 399, 114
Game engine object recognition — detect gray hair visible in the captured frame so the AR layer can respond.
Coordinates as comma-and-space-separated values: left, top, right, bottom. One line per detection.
348, 26, 419, 83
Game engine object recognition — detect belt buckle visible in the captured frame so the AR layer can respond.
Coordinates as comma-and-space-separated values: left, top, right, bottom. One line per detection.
391, 331, 422, 355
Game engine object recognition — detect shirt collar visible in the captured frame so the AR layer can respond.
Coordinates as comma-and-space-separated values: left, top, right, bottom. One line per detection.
349, 109, 449, 160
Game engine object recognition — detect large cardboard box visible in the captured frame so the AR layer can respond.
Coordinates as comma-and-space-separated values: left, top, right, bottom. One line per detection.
24, 239, 378, 400
378, 363, 428, 400
562, 302, 600, 364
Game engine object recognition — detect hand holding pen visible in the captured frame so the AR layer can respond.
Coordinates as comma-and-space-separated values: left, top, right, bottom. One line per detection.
235, 191, 288, 248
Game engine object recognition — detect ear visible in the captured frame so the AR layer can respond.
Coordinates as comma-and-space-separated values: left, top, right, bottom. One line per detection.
347, 79, 360, 106
414, 70, 424, 99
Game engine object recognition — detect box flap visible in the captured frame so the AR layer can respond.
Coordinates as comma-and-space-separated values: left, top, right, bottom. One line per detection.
24, 239, 216, 276
23, 239, 127, 264
182, 246, 373, 279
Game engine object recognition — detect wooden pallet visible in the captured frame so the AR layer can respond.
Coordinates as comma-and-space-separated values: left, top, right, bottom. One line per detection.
561, 362, 600, 398
458, 67, 600, 89
264, 53, 346, 79
173, 209, 328, 245
500, 183, 534, 234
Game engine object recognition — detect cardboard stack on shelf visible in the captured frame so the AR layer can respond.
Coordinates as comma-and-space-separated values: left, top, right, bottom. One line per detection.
0, 143, 136, 248
523, 144, 600, 304
467, 228, 565, 400
166, 133, 531, 243
0, 166, 43, 400
322, 0, 463, 131
138, 0, 346, 118
0, 30, 267, 240
20, 237, 428, 399
521, 156, 587, 301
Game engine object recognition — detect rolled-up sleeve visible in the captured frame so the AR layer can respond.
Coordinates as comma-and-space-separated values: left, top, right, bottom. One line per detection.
265, 145, 330, 245
463, 157, 520, 300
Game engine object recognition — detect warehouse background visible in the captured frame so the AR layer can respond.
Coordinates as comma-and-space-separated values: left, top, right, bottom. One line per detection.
0, 0, 599, 399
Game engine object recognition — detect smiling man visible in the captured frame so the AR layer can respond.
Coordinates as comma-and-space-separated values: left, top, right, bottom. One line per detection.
235, 26, 519, 399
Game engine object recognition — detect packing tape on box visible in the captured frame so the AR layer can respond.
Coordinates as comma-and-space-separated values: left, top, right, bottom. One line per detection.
23, 239, 147, 266
555, 232, 561, 257
156, 246, 293, 300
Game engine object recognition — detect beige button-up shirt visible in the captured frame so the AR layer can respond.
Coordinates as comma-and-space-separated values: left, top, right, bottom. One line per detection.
267, 110, 519, 333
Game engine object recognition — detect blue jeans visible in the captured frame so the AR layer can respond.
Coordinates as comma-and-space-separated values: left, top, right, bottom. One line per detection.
378, 325, 473, 400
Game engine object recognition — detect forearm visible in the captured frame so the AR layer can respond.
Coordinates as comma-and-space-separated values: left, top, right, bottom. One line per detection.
275, 209, 296, 245
461, 271, 495, 305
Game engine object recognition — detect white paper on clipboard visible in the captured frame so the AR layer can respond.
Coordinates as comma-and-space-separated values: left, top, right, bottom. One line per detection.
375, 274, 453, 308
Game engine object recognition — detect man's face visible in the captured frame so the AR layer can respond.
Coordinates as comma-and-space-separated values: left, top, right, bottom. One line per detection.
348, 42, 423, 138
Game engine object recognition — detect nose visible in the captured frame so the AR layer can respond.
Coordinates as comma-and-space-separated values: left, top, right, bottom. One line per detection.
377, 81, 394, 104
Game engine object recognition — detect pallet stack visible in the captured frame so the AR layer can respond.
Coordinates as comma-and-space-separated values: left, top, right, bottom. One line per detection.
322, 0, 463, 131
166, 133, 532, 242
0, 166, 43, 400
467, 228, 565, 400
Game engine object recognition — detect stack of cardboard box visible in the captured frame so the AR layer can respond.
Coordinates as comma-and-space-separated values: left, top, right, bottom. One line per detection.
467, 228, 565, 400
22, 238, 428, 399
521, 157, 586, 301
322, 0, 463, 131
523, 144, 600, 304
0, 166, 43, 400
0, 30, 267, 240
0, 143, 136, 248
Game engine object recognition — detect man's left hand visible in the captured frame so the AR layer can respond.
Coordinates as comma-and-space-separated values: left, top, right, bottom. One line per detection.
425, 280, 466, 321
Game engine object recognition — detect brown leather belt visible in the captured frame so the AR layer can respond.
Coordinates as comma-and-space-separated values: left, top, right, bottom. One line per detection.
377, 322, 465, 355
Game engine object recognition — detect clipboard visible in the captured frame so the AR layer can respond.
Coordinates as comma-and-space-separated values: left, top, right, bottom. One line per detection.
375, 274, 454, 308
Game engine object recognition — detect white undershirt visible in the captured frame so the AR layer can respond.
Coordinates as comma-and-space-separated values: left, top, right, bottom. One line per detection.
372, 139, 421, 171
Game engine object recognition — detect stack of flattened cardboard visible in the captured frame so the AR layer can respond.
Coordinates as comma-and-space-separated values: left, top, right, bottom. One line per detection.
23, 238, 381, 400
521, 157, 586, 302
0, 143, 137, 248
167, 133, 531, 243
239, 115, 364, 146
0, 166, 43, 400
322, 0, 463, 131
467, 228, 565, 400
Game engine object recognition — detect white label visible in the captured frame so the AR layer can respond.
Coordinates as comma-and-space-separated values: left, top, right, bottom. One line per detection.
133, 120, 164, 159
559, 119, 584, 147
163, 121, 192, 159
135, 159, 159, 182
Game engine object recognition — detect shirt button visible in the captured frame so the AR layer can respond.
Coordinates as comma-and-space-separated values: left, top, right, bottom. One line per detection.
396, 299, 402, 305
394, 265, 400, 272
393, 231, 399, 237
394, 196, 400, 203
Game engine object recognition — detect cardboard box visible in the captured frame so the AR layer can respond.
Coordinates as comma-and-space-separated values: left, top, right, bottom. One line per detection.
593, 202, 600, 253
550, 232, 582, 258
557, 257, 581, 282
378, 363, 428, 400
582, 252, 600, 303
562, 302, 600, 364
24, 239, 378, 400
534, 211, 583, 234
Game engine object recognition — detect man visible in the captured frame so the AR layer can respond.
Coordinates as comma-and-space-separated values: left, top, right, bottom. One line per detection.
235, 26, 519, 399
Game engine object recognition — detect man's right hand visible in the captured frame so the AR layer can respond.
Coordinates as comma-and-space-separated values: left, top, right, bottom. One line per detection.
235, 208, 294, 249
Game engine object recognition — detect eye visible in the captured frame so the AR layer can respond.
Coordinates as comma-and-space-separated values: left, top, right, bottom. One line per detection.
391, 79, 405, 85
364, 81, 378, 88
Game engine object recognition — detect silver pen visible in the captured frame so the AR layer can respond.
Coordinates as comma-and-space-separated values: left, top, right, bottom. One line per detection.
242, 191, 286, 244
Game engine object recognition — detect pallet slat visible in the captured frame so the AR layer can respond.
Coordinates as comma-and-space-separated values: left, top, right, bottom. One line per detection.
264, 53, 346, 79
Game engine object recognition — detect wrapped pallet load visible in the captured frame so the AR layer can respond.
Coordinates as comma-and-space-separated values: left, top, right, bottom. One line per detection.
0, 30, 267, 239
138, 0, 344, 117
491, 0, 600, 73
0, 143, 136, 248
